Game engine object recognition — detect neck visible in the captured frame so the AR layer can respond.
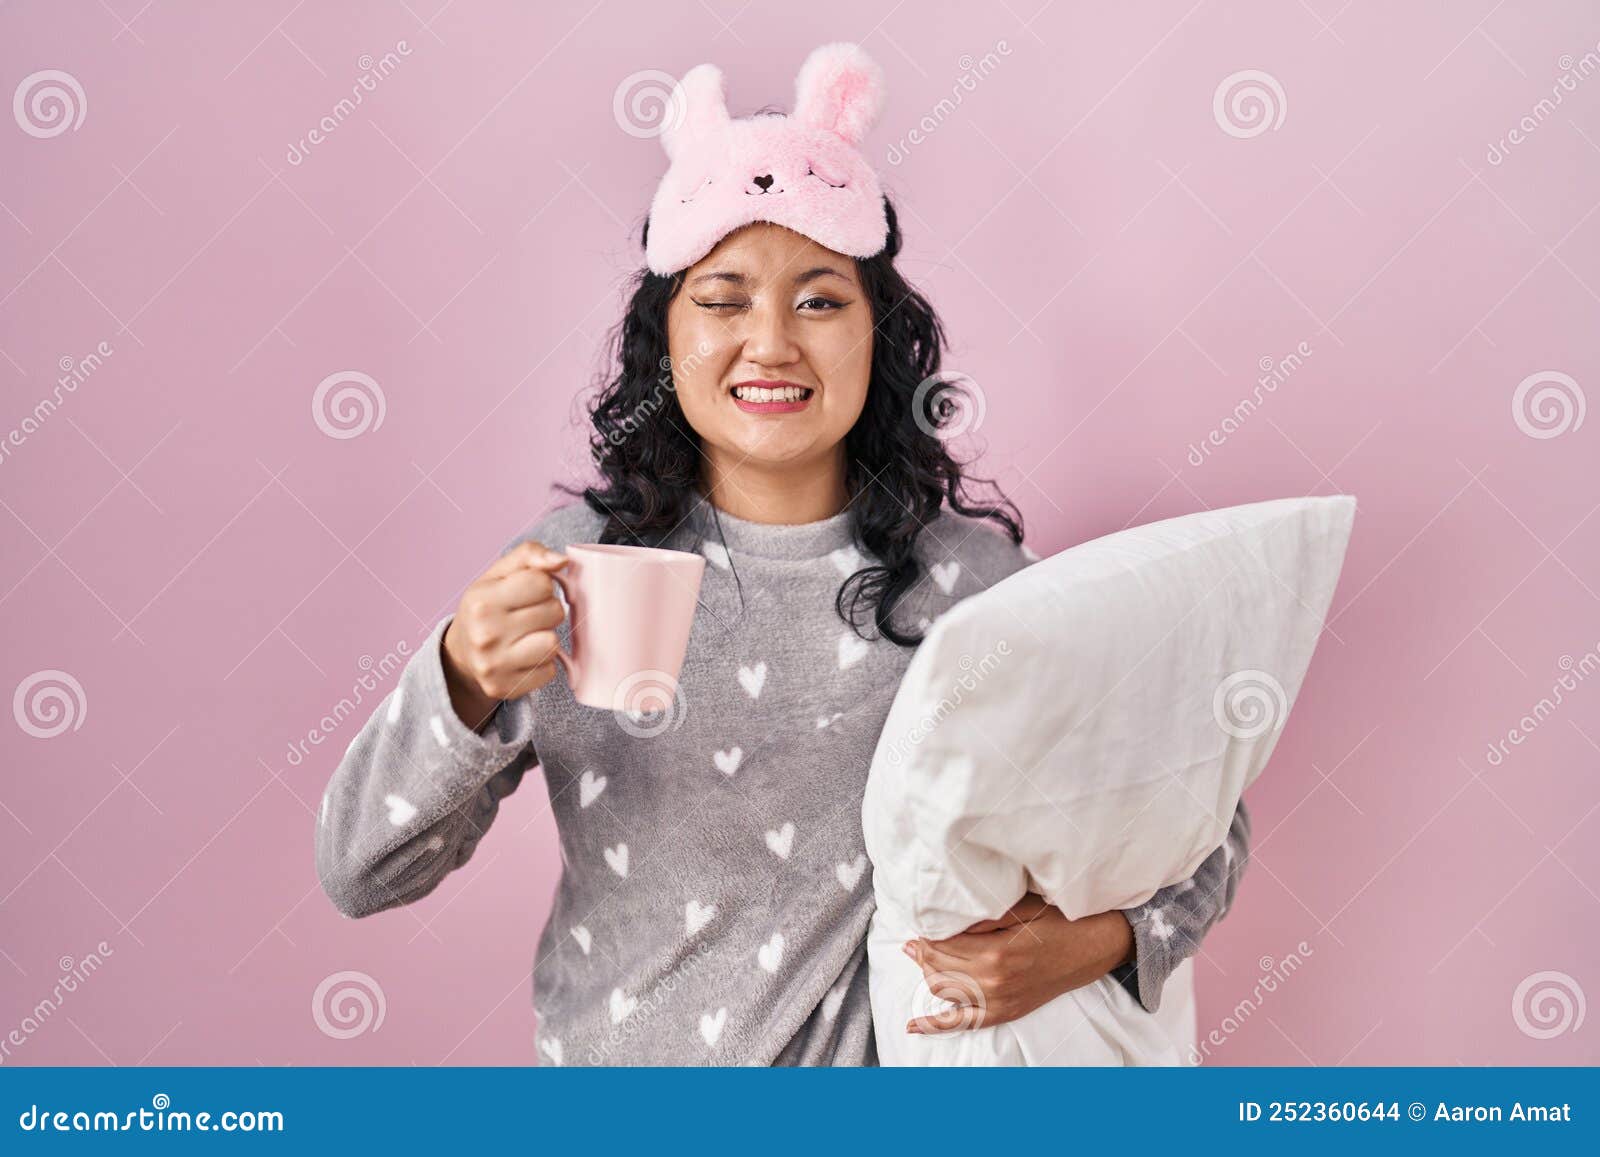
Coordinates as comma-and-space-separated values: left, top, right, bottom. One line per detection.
698, 446, 850, 525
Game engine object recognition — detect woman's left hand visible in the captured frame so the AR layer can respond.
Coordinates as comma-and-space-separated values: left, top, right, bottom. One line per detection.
902, 893, 1134, 1034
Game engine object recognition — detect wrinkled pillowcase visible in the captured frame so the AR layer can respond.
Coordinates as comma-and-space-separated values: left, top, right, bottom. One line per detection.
862, 495, 1356, 1066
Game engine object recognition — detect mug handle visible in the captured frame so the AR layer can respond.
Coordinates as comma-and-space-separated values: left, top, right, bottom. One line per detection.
548, 568, 579, 687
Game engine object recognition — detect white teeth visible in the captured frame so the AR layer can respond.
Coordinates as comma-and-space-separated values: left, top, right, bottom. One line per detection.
733, 385, 810, 402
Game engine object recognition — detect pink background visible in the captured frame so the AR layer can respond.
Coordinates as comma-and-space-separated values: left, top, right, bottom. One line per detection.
3, 1, 1596, 1066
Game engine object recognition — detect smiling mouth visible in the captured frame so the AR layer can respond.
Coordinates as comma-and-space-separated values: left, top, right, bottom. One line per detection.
730, 382, 815, 413
731, 383, 814, 403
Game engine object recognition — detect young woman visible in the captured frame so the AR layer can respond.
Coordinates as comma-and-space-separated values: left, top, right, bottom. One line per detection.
314, 43, 1250, 1066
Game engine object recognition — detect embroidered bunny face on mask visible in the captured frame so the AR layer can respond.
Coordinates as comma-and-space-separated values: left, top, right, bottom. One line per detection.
644, 42, 889, 275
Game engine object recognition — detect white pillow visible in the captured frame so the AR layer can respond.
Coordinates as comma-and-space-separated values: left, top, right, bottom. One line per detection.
862, 495, 1356, 1065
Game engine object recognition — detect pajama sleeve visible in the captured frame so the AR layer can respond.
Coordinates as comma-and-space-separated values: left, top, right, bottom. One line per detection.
314, 613, 538, 919
1110, 798, 1252, 1013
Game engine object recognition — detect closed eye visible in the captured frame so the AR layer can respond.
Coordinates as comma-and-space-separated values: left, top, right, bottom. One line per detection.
692, 298, 848, 314
805, 166, 847, 189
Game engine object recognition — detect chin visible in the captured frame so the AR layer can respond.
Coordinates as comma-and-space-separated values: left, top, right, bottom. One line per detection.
725, 430, 824, 466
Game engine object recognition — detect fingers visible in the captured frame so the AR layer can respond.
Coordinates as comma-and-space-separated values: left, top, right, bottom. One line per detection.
904, 937, 965, 977
502, 629, 562, 671
902, 939, 996, 1035
475, 659, 560, 702
907, 1005, 989, 1036
468, 631, 561, 698
484, 539, 568, 582
492, 568, 566, 614
447, 540, 573, 706
499, 601, 565, 639
915, 925, 986, 958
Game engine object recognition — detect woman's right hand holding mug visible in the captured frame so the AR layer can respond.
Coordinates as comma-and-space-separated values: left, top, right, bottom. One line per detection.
441, 540, 570, 732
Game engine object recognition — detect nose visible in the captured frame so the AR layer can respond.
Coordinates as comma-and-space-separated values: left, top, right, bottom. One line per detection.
752, 173, 773, 191
742, 296, 801, 366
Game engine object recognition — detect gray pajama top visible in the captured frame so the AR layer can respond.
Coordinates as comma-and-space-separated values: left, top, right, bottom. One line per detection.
314, 494, 1251, 1064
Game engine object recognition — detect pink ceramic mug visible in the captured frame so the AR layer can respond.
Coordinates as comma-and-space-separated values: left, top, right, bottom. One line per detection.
549, 543, 707, 711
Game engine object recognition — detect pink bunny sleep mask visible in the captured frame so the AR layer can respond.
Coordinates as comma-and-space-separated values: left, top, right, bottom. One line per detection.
644, 42, 889, 275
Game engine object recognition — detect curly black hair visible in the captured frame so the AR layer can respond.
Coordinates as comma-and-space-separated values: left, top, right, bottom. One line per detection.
554, 196, 1023, 647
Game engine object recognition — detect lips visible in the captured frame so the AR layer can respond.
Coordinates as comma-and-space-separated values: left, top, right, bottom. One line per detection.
730, 379, 815, 413
729, 379, 813, 395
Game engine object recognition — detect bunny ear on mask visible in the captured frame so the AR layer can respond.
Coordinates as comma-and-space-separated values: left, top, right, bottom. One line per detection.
791, 42, 885, 146
659, 62, 730, 161
640, 43, 890, 275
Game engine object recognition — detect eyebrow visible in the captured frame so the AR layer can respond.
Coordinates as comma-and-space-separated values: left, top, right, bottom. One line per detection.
688, 265, 851, 288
